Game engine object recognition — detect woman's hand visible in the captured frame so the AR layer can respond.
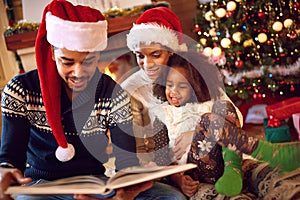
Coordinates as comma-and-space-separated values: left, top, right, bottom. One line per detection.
173, 130, 194, 160
179, 175, 199, 197
170, 173, 199, 197
0, 167, 32, 200
74, 181, 153, 200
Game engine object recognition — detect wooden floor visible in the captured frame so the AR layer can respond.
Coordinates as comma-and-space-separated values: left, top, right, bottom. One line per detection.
243, 122, 300, 142
242, 123, 266, 140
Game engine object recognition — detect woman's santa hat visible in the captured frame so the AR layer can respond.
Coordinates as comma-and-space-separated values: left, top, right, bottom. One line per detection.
35, 0, 107, 162
127, 7, 187, 52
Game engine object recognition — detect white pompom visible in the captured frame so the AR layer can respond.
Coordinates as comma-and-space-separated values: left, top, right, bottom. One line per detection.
55, 143, 75, 162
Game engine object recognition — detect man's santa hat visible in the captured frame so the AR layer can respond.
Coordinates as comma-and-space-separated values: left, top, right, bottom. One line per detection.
35, 0, 107, 162
127, 7, 187, 52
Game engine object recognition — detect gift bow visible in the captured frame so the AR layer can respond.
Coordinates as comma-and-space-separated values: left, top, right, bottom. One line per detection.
267, 115, 281, 127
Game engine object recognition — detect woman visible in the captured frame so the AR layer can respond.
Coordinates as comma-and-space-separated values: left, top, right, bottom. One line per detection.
121, 6, 243, 166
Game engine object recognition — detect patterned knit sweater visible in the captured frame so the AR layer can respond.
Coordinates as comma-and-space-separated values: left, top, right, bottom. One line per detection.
0, 69, 139, 180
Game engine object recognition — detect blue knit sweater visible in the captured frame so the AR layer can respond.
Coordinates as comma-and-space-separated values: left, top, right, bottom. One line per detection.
0, 69, 139, 180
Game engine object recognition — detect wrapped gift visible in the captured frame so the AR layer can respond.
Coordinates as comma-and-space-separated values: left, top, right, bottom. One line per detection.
264, 119, 291, 143
292, 113, 300, 139
266, 97, 300, 121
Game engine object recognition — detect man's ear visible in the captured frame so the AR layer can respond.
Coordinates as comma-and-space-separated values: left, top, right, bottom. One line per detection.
51, 46, 55, 61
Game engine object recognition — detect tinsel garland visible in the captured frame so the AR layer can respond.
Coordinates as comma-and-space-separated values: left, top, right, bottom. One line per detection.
221, 59, 300, 85
3, 21, 39, 37
103, 2, 170, 18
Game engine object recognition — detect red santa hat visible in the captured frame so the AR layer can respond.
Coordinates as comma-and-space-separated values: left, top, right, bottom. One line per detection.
35, 0, 107, 162
127, 7, 187, 52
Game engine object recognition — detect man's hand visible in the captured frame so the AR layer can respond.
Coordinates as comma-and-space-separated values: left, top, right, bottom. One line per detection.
73, 181, 153, 200
173, 130, 194, 160
0, 167, 32, 200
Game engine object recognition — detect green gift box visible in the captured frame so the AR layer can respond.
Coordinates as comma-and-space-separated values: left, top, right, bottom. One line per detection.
263, 119, 291, 143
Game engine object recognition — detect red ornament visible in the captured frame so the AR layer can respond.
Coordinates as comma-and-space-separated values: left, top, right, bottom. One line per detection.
257, 11, 265, 19
290, 86, 295, 92
257, 93, 262, 99
288, 32, 297, 39
293, 2, 300, 10
226, 11, 234, 17
253, 93, 258, 99
194, 26, 201, 33
279, 53, 286, 57
235, 59, 244, 68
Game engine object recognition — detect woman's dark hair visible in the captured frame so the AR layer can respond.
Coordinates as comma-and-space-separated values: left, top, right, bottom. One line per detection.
153, 51, 223, 103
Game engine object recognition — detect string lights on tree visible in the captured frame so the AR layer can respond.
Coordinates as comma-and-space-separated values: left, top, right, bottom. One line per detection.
194, 0, 300, 100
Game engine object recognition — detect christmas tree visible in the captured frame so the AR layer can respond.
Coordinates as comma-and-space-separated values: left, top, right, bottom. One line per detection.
193, 0, 300, 100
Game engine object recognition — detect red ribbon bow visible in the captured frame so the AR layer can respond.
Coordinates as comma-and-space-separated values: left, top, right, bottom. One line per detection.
267, 115, 281, 127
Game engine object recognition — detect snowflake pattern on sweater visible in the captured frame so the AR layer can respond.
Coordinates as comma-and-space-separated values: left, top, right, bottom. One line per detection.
0, 70, 138, 180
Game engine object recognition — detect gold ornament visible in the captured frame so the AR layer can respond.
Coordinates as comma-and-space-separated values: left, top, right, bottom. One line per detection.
283, 19, 293, 28
272, 21, 283, 32
215, 8, 226, 18
200, 38, 207, 46
232, 32, 242, 42
205, 11, 214, 21
209, 28, 217, 37
220, 38, 231, 48
227, 1, 237, 11
257, 33, 268, 43
243, 39, 254, 47
203, 47, 213, 57
212, 47, 222, 57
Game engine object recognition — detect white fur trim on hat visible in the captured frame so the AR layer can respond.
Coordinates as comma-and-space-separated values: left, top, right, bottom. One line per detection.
46, 12, 107, 52
55, 143, 75, 162
127, 23, 187, 52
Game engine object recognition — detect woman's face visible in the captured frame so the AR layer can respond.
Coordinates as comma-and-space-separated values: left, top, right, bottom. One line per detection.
134, 43, 172, 81
165, 66, 192, 107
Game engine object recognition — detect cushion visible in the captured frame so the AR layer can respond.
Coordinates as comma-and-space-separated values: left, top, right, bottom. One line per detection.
245, 104, 268, 124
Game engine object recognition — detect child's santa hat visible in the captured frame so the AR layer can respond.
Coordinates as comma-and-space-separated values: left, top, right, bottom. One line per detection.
35, 0, 107, 162
127, 7, 187, 52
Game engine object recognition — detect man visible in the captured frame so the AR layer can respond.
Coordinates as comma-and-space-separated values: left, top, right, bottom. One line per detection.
0, 1, 186, 199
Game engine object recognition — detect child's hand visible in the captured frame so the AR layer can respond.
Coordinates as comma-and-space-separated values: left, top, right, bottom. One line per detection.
178, 175, 199, 197
143, 162, 157, 167
173, 130, 194, 160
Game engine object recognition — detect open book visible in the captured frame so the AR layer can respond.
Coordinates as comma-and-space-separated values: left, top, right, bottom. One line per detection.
6, 163, 196, 197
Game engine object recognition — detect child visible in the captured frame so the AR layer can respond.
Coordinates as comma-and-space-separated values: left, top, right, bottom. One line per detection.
150, 52, 243, 197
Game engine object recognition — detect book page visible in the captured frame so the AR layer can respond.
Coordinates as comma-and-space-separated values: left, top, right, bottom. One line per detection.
107, 163, 197, 190
6, 175, 112, 195
109, 165, 172, 181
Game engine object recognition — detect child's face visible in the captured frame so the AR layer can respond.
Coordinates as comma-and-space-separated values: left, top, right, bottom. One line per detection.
165, 66, 193, 107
